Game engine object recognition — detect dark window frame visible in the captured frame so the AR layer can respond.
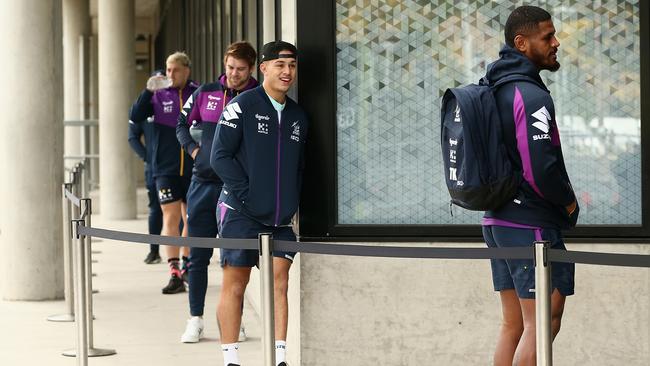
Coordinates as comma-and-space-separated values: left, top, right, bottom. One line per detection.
297, 0, 650, 242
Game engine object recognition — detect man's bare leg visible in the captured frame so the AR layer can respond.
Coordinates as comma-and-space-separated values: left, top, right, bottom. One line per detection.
513, 289, 566, 366
217, 265, 252, 342
273, 257, 292, 340
494, 289, 523, 366
161, 200, 182, 257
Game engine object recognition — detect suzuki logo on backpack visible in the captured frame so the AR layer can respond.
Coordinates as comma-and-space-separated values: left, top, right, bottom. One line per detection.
454, 104, 461, 122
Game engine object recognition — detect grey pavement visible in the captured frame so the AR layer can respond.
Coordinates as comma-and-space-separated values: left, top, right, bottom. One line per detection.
0, 209, 264, 366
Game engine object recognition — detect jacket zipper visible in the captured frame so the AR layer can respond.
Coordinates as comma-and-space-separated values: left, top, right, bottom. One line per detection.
275, 119, 282, 226
179, 89, 184, 176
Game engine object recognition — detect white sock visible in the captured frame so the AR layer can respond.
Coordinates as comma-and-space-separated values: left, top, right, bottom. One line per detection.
222, 343, 239, 366
275, 340, 286, 365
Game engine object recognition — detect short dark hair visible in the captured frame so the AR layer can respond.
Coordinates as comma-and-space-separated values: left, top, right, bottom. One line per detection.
504, 6, 552, 47
223, 41, 257, 67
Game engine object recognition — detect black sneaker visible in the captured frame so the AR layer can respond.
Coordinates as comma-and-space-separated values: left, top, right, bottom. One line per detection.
144, 251, 161, 264
278, 363, 287, 366
162, 275, 185, 294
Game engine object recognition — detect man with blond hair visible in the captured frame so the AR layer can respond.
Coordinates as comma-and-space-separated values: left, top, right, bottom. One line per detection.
130, 52, 199, 294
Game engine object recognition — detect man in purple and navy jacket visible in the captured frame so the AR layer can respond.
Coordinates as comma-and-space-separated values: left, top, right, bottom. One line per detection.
176, 41, 258, 344
130, 52, 199, 295
481, 6, 579, 366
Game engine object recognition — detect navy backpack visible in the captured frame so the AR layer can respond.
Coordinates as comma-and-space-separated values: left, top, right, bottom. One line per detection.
440, 78, 520, 211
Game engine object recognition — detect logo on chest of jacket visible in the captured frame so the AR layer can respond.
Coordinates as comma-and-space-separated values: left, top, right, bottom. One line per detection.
258, 122, 269, 134
206, 95, 222, 111
162, 100, 174, 113
255, 114, 270, 121
290, 121, 300, 142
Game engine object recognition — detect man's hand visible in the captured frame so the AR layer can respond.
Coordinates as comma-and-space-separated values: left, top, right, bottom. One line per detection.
566, 200, 577, 216
191, 147, 200, 160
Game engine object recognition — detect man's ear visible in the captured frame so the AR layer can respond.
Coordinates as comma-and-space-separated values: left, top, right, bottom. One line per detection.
513, 34, 528, 53
259, 62, 267, 74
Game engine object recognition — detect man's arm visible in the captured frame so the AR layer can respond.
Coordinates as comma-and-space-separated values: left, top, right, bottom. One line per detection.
127, 118, 147, 161
177, 87, 202, 159
513, 86, 576, 210
129, 89, 155, 123
210, 101, 249, 201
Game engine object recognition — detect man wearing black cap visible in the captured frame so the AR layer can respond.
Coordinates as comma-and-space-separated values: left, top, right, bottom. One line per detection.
210, 40, 308, 366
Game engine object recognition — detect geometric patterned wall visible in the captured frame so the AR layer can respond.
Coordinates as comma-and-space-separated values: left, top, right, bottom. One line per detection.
336, 0, 640, 225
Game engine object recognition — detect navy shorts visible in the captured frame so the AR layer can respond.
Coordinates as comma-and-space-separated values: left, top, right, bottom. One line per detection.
218, 203, 296, 267
155, 175, 191, 204
482, 225, 575, 299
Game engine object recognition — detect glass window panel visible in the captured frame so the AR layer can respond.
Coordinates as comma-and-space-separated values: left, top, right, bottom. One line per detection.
335, 0, 641, 225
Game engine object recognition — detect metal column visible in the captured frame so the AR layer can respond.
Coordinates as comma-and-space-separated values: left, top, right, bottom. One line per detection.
70, 219, 88, 366
259, 233, 276, 366
535, 240, 553, 366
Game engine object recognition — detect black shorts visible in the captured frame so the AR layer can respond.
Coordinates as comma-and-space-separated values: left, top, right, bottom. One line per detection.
155, 175, 191, 204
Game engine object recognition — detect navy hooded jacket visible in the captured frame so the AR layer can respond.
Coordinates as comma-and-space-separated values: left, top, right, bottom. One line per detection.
127, 116, 155, 187
483, 45, 579, 229
177, 74, 258, 183
130, 81, 199, 178
210, 86, 309, 227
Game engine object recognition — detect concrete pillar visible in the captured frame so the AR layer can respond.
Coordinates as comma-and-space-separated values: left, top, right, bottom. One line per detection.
98, 0, 136, 219
63, 0, 89, 170
0, 0, 64, 300
263, 0, 275, 42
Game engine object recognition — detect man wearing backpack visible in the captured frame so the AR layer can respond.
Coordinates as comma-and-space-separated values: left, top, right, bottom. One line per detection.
481, 6, 579, 365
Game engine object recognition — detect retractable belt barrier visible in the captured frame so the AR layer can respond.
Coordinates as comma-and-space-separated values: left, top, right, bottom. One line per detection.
77, 225, 649, 266
61, 186, 649, 366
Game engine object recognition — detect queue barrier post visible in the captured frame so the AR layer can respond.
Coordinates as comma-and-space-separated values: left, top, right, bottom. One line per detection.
535, 241, 553, 366
69, 220, 88, 366
63, 199, 116, 358
259, 233, 276, 366
47, 183, 76, 322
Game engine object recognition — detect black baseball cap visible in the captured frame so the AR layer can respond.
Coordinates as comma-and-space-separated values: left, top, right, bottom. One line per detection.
260, 41, 298, 63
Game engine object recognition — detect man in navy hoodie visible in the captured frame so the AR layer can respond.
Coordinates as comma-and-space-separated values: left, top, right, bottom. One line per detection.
177, 41, 258, 344
128, 112, 162, 265
210, 41, 308, 366
481, 6, 579, 366
130, 52, 199, 294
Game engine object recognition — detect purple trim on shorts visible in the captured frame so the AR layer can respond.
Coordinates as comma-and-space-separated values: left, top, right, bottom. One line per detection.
482, 217, 541, 230
513, 87, 544, 198
219, 202, 227, 224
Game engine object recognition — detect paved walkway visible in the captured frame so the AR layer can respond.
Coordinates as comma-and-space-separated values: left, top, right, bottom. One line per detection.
0, 211, 264, 366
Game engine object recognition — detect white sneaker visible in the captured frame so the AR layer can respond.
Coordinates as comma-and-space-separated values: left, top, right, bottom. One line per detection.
180, 316, 204, 343
238, 325, 247, 342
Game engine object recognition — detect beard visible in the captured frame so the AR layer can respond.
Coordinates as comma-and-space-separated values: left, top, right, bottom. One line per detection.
530, 47, 561, 72
546, 60, 561, 72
